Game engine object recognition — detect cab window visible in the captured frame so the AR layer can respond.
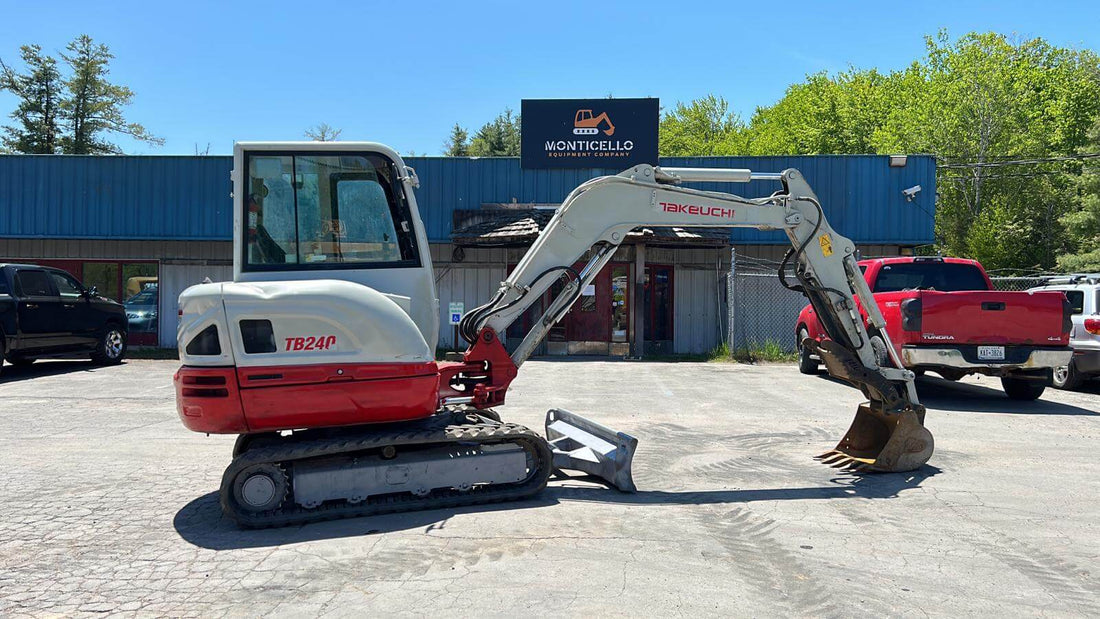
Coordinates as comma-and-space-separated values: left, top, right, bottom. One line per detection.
50, 271, 84, 299
244, 153, 419, 271
15, 270, 54, 297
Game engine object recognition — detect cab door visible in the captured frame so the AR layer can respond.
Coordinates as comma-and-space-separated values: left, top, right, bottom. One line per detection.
13, 268, 64, 352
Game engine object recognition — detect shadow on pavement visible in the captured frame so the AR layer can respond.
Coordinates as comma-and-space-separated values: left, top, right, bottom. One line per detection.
0, 360, 109, 383
915, 376, 1099, 416
551, 465, 939, 505
814, 372, 1098, 416
173, 490, 561, 550
174, 466, 938, 550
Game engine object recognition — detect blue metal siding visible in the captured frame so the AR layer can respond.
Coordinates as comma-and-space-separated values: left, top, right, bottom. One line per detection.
0, 155, 232, 240
0, 154, 934, 245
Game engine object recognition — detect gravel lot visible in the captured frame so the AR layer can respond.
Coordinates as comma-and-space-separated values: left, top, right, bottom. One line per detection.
1, 359, 1098, 617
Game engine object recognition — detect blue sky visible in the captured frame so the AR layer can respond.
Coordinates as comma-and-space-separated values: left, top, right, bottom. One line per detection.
2, 0, 1099, 155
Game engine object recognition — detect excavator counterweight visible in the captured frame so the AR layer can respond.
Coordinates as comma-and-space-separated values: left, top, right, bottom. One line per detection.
175, 142, 932, 528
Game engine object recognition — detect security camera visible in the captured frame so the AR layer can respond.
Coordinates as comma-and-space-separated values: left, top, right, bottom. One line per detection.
902, 185, 922, 202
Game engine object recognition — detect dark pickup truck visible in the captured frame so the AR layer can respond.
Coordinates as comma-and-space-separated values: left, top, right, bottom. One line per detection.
0, 263, 128, 375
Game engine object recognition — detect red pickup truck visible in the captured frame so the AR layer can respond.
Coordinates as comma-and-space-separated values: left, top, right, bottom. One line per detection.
795, 256, 1073, 400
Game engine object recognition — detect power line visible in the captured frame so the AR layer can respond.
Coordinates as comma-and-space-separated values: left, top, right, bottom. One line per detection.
938, 153, 1100, 169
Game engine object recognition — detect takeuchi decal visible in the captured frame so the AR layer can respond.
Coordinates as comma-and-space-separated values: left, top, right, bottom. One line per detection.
660, 202, 736, 219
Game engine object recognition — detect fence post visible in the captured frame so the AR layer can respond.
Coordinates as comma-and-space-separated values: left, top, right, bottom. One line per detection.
728, 247, 736, 349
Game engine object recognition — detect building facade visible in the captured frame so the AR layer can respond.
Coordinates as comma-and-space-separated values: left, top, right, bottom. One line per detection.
0, 154, 936, 353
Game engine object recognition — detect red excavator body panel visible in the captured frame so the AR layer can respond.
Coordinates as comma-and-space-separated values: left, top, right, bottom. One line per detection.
175, 329, 516, 434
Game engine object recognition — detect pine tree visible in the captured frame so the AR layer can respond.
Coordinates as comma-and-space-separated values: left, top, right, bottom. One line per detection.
443, 123, 469, 156
469, 109, 521, 156
0, 45, 63, 153
60, 34, 161, 154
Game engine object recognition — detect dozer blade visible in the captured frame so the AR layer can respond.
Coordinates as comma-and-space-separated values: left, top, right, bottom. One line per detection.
545, 408, 637, 492
817, 403, 934, 473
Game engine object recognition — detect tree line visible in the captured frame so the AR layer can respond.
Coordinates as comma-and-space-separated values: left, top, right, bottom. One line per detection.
450, 31, 1100, 272
658, 31, 1100, 272
0, 35, 161, 154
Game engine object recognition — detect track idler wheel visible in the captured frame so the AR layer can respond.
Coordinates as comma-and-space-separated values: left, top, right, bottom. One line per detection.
817, 403, 934, 473
230, 463, 289, 513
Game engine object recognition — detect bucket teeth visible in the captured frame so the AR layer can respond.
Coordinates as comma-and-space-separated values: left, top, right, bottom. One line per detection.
818, 453, 850, 466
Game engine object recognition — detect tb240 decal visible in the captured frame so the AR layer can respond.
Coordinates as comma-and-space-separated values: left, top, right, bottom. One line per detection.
284, 336, 336, 351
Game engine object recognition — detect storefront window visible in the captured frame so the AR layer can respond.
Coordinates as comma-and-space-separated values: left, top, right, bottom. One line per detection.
122, 263, 159, 336
579, 284, 597, 312
611, 266, 629, 342
83, 262, 120, 301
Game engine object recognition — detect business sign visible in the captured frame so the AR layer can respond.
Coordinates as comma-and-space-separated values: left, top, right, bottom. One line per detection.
521, 98, 659, 169
448, 302, 464, 325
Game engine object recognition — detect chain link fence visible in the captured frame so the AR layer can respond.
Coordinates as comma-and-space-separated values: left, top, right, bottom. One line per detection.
988, 275, 1058, 292
727, 252, 807, 352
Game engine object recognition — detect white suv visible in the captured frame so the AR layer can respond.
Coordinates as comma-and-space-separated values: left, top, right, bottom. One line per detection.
1029, 275, 1100, 389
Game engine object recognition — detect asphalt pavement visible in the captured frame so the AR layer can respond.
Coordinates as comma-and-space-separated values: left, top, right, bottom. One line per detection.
1, 359, 1098, 617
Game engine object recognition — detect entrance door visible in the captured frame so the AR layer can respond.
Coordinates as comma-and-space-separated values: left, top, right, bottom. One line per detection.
564, 265, 611, 342
644, 265, 674, 354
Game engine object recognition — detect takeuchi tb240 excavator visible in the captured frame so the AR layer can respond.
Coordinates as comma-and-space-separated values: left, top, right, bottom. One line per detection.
174, 142, 933, 528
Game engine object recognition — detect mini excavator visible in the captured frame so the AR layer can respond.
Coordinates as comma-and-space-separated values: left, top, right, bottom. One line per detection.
174, 142, 932, 527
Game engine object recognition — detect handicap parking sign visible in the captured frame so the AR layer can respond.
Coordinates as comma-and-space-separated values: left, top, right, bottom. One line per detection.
448, 302, 464, 325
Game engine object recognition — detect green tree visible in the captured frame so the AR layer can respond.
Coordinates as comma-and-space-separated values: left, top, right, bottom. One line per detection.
60, 34, 162, 154
0, 45, 64, 153
443, 123, 469, 156
744, 68, 895, 156
874, 32, 1100, 269
1058, 120, 1100, 271
659, 95, 746, 156
468, 108, 520, 156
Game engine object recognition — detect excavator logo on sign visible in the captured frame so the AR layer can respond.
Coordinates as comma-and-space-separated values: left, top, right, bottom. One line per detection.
573, 109, 615, 136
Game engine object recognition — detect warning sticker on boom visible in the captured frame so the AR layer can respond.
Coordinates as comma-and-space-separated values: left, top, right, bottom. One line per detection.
818, 233, 834, 257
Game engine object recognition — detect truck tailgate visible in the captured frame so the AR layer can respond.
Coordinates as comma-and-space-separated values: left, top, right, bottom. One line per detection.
918, 290, 1069, 346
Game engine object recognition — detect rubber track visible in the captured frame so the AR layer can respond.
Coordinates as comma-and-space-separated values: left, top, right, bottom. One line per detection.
220, 420, 553, 528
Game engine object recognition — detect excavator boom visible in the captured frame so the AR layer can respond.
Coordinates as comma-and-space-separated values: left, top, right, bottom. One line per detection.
459, 164, 932, 476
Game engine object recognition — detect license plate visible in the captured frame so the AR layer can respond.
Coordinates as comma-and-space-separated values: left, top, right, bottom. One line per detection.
977, 345, 1005, 361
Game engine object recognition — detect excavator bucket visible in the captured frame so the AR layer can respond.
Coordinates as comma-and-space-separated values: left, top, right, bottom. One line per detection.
816, 404, 934, 473
805, 338, 934, 473
545, 409, 637, 492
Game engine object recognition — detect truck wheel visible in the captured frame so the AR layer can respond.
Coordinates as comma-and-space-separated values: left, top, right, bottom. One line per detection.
91, 326, 127, 365
1001, 377, 1046, 401
796, 328, 818, 375
1051, 362, 1084, 391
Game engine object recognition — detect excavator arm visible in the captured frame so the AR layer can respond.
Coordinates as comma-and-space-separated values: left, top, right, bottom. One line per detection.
454, 164, 933, 477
